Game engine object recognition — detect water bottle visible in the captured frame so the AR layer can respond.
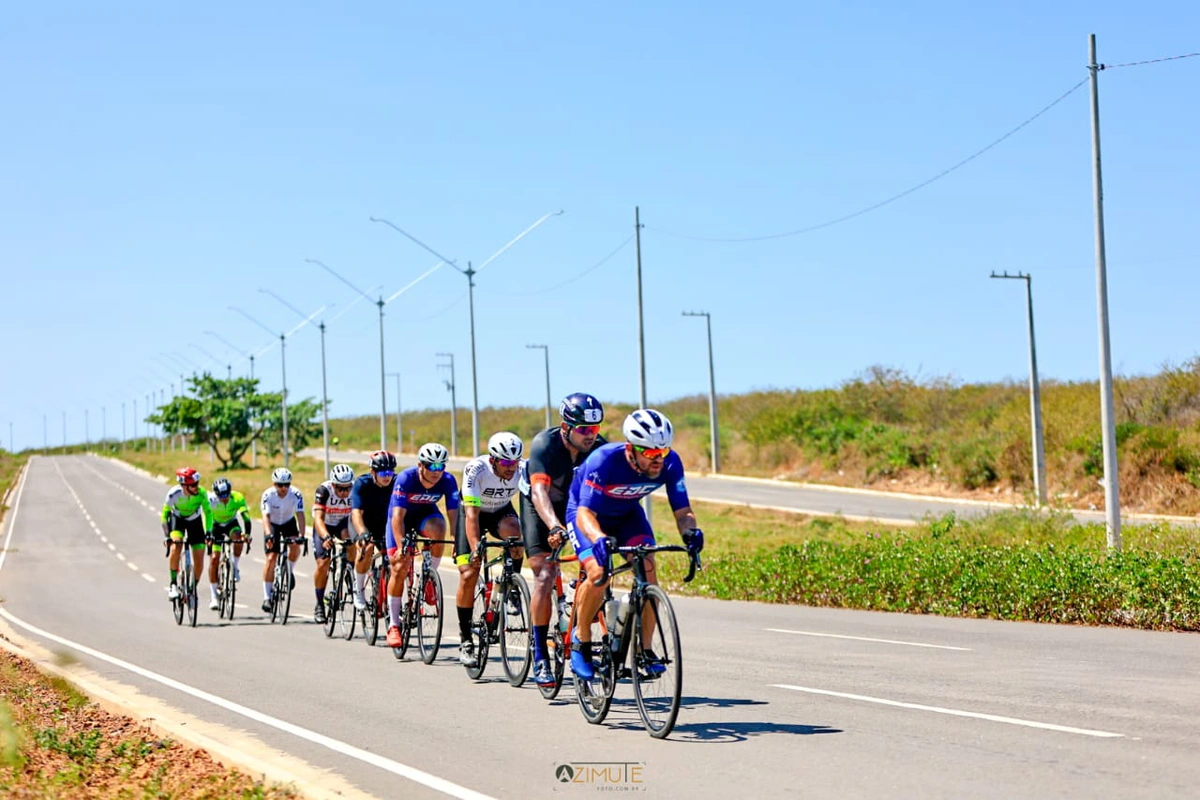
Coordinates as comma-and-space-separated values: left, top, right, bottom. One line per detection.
616, 593, 631, 632
605, 598, 622, 637
483, 582, 495, 625
557, 596, 570, 634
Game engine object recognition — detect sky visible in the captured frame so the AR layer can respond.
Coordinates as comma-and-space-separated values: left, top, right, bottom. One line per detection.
3, 1, 1199, 451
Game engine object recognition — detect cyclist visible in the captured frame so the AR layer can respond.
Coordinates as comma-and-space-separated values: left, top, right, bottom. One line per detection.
454, 431, 524, 667
565, 409, 705, 680
519, 392, 607, 688
349, 451, 398, 611
208, 478, 253, 609
384, 443, 460, 648
312, 463, 356, 624
160, 467, 213, 601
260, 467, 307, 614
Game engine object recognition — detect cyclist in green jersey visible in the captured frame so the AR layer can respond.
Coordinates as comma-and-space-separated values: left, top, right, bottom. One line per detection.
208, 478, 253, 609
161, 467, 214, 601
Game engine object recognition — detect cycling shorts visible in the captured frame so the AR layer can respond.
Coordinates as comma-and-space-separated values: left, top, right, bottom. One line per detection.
386, 512, 446, 558
209, 519, 245, 551
168, 514, 207, 548
312, 521, 349, 560
566, 508, 655, 568
265, 518, 301, 555
519, 492, 565, 558
454, 503, 519, 566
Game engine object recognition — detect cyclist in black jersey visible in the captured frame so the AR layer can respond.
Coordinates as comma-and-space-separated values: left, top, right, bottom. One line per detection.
519, 392, 607, 687
349, 451, 398, 610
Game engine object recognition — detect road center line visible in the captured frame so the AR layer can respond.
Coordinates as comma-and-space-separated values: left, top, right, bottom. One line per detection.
766, 628, 971, 651
772, 684, 1123, 738
1, 457, 494, 800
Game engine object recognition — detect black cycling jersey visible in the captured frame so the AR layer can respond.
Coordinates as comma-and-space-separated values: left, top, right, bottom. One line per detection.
350, 473, 393, 536
522, 427, 607, 505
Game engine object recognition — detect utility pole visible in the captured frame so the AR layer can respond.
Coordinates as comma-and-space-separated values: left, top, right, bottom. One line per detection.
526, 344, 551, 428
635, 206, 651, 515
437, 353, 458, 457
682, 311, 720, 473
990, 272, 1047, 504
1089, 33, 1121, 550
43, 413, 47, 451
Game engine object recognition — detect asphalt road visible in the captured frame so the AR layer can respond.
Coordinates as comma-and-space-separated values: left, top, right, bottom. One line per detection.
3, 455, 1199, 799
306, 448, 1194, 527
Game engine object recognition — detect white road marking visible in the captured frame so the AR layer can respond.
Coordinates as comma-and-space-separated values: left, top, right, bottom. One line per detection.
127, 563, 140, 571
117, 553, 127, 562
767, 628, 972, 651
107, 543, 116, 552
772, 684, 1124, 738
142, 574, 156, 583
3, 457, 494, 800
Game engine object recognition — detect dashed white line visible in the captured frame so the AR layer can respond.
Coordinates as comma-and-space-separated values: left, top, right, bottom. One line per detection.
117, 553, 127, 562
767, 628, 972, 651
772, 684, 1124, 738
127, 563, 140, 571
142, 574, 156, 583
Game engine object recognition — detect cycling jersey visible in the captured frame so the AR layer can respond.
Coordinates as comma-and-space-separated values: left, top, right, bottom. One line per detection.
461, 455, 521, 513
161, 486, 213, 533
208, 490, 250, 526
313, 481, 353, 529
566, 443, 691, 521
350, 473, 393, 536
519, 427, 608, 504
260, 486, 305, 525
388, 467, 459, 525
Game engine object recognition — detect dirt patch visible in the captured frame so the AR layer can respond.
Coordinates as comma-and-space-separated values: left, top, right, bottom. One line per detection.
0, 649, 299, 799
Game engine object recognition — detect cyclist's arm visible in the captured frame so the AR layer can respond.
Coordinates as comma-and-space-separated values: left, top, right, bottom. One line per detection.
351, 508, 368, 539
463, 502, 482, 555
574, 505, 604, 546
314, 506, 330, 541
200, 492, 214, 534
446, 506, 459, 539
672, 506, 697, 536
529, 478, 563, 530
295, 509, 306, 539
390, 505, 406, 541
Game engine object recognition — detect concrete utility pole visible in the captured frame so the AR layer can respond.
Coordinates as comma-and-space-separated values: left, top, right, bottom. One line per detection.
990, 272, 1047, 505
1089, 33, 1121, 550
437, 353, 458, 457
635, 207, 651, 515
682, 311, 720, 473
526, 344, 551, 428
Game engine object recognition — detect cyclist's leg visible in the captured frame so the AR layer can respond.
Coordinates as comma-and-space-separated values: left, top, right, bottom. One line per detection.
453, 509, 481, 648
166, 515, 184, 595
263, 522, 280, 607
521, 494, 555, 671
618, 509, 663, 661
312, 524, 336, 618
385, 518, 412, 635
566, 517, 610, 648
231, 523, 245, 580
353, 532, 375, 607
282, 518, 301, 583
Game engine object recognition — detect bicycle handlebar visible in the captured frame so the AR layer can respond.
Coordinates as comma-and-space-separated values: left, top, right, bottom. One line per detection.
591, 537, 701, 585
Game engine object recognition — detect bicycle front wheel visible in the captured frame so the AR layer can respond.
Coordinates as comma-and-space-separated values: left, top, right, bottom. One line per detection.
576, 607, 615, 725
186, 567, 198, 628
362, 569, 380, 646
499, 575, 532, 687
540, 624, 566, 701
394, 572, 414, 661
465, 582, 490, 681
338, 564, 357, 641
221, 557, 236, 621
631, 584, 683, 739
417, 569, 443, 665
279, 564, 293, 625
323, 562, 340, 638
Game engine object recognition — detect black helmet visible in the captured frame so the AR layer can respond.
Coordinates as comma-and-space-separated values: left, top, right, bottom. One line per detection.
559, 392, 604, 426
212, 478, 232, 496
369, 450, 397, 471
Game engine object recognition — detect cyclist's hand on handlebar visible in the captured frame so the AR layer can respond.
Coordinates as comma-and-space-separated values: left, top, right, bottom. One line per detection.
590, 536, 609, 569
548, 525, 566, 549
683, 528, 705, 555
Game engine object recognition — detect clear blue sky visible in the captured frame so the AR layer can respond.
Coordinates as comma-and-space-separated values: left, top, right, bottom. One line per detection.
3, 2, 1198, 451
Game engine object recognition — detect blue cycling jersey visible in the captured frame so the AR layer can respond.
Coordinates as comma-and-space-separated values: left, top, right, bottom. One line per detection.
566, 443, 691, 522
387, 466, 460, 522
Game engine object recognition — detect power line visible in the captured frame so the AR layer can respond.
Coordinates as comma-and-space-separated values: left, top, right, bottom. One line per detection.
647, 78, 1089, 243
493, 234, 635, 297
1101, 51, 1200, 70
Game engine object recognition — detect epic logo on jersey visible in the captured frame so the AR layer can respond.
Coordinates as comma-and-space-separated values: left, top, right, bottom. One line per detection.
407, 493, 443, 504
602, 483, 658, 499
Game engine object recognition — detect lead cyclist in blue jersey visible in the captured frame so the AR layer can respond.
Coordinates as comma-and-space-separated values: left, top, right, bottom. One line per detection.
565, 408, 705, 680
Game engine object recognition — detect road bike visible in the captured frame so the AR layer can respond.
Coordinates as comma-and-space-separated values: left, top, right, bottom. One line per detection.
164, 539, 198, 628
390, 533, 453, 664
208, 531, 247, 621
321, 534, 357, 640
575, 538, 699, 739
540, 545, 580, 700
267, 535, 307, 625
464, 537, 531, 685
359, 542, 390, 646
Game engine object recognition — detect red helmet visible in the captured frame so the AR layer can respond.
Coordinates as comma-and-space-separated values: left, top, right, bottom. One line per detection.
175, 467, 201, 486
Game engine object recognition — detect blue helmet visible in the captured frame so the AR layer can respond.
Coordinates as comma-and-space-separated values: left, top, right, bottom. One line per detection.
559, 392, 604, 426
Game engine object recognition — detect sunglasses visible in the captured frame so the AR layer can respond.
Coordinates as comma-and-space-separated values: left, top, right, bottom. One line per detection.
493, 458, 520, 468
374, 470, 395, 480
571, 425, 601, 436
633, 445, 670, 459
422, 462, 446, 472
274, 482, 291, 488
333, 484, 352, 492
216, 491, 231, 499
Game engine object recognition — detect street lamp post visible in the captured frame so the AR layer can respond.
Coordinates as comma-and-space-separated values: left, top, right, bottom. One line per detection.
371, 211, 563, 456
436, 353, 458, 457
387, 372, 403, 454
526, 344, 551, 429
682, 311, 720, 473
991, 271, 1048, 506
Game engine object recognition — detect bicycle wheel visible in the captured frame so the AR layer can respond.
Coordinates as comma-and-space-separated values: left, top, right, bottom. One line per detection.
576, 607, 616, 725
465, 581, 490, 681
186, 560, 198, 628
362, 568, 380, 646
500, 575, 532, 687
540, 624, 566, 700
279, 562, 293, 625
323, 562, 339, 638
631, 585, 683, 739
394, 571, 413, 661
338, 564, 357, 640
417, 568, 443, 665
221, 556, 236, 620
270, 561, 284, 624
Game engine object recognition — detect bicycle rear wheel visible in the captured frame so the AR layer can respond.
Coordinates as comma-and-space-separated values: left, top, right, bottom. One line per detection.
186, 557, 198, 628
362, 568, 381, 646
224, 557, 237, 620
279, 562, 293, 625
576, 608, 615, 724
323, 561, 340, 638
500, 575, 532, 687
338, 564, 357, 640
394, 572, 414, 661
465, 582, 490, 681
417, 569, 443, 665
171, 551, 184, 625
631, 585, 683, 739
540, 624, 566, 700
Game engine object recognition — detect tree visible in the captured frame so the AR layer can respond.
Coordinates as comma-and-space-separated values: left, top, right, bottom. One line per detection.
147, 375, 325, 469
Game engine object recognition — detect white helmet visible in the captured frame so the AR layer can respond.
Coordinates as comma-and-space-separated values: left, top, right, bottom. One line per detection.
622, 408, 674, 449
271, 467, 293, 484
329, 464, 355, 485
487, 431, 524, 460
417, 442, 449, 466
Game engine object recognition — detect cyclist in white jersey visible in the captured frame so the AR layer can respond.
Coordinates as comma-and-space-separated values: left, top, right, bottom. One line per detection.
260, 467, 307, 613
454, 432, 524, 666
311, 463, 355, 624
